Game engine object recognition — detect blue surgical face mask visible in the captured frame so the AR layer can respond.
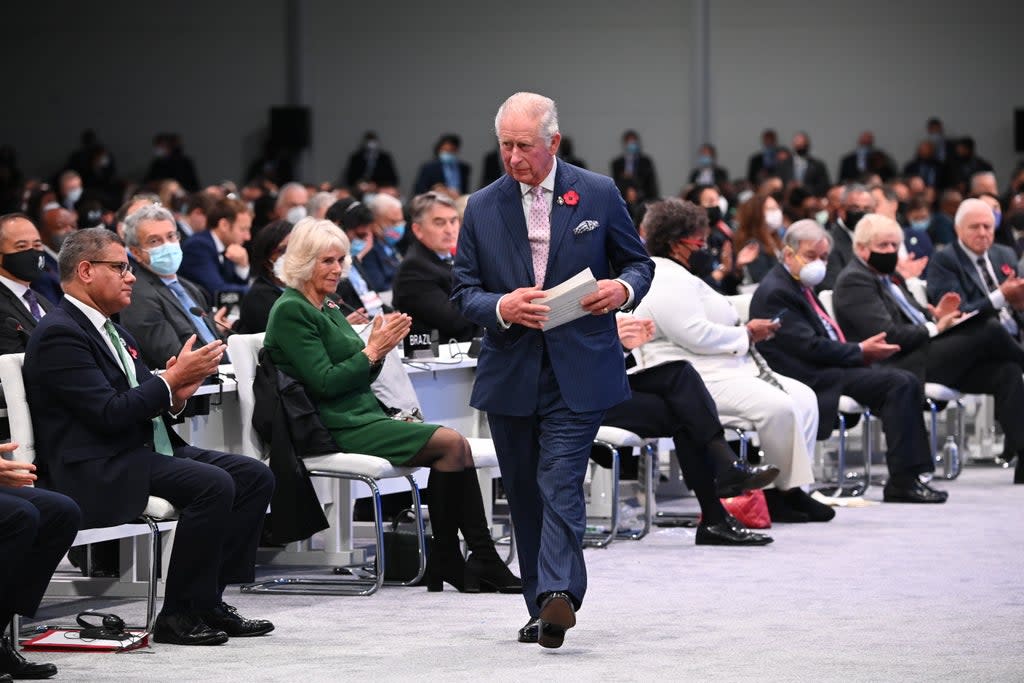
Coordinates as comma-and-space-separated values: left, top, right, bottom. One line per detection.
698, 154, 713, 167
625, 141, 640, 155
909, 218, 930, 232
993, 210, 1002, 228
438, 151, 456, 164
146, 242, 183, 276
383, 222, 405, 246
350, 237, 367, 257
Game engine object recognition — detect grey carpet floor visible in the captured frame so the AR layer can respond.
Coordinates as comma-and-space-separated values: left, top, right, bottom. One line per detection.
21, 465, 1024, 682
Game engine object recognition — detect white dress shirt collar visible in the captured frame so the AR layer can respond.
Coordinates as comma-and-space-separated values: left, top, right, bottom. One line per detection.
519, 157, 558, 198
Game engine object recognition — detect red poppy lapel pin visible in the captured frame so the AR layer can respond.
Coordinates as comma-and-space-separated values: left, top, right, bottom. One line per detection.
557, 189, 580, 207
127, 345, 139, 359
326, 299, 339, 310
1001, 263, 1013, 277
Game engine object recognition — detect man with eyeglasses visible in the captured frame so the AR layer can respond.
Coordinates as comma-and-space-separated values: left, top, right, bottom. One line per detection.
119, 204, 226, 368
23, 227, 276, 646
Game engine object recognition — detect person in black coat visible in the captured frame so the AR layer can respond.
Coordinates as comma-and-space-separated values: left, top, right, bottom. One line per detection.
750, 219, 948, 503
687, 143, 730, 190
144, 133, 200, 192
414, 134, 471, 196
236, 220, 292, 334
392, 193, 477, 342
0, 214, 53, 355
343, 131, 399, 193
611, 130, 658, 202
780, 132, 831, 197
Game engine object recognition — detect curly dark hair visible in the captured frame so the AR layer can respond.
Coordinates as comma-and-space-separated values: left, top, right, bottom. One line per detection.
640, 198, 708, 258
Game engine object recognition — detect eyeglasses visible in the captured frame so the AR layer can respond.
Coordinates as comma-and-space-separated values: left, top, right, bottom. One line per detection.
89, 260, 134, 278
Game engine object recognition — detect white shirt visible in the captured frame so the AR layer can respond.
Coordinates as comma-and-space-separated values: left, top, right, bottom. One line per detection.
211, 231, 250, 282
64, 293, 175, 407
0, 275, 44, 319
958, 239, 1006, 309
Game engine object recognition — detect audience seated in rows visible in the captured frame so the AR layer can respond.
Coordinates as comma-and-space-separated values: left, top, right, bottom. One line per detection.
179, 198, 253, 300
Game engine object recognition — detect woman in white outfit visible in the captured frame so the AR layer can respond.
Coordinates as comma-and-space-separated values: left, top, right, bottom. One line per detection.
633, 198, 832, 522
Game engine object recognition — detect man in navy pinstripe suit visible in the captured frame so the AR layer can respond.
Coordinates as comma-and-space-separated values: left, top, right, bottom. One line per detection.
452, 92, 653, 648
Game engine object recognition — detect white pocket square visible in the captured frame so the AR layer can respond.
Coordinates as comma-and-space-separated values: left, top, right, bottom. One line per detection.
573, 220, 599, 235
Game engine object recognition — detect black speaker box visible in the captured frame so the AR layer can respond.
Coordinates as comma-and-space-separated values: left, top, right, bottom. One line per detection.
1015, 109, 1024, 153
270, 106, 311, 149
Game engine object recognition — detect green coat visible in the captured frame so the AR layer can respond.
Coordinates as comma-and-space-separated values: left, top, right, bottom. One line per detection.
264, 288, 437, 464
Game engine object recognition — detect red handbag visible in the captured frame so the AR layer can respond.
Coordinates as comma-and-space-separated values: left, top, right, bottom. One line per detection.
720, 490, 771, 529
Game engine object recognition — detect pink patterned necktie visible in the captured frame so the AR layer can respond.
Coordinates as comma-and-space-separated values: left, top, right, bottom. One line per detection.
527, 185, 550, 288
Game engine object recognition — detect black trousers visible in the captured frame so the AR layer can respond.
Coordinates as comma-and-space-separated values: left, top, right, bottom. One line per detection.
148, 446, 274, 613
0, 486, 80, 625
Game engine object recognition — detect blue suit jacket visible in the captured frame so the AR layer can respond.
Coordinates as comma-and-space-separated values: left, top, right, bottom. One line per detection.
179, 230, 249, 299
414, 159, 472, 195
926, 241, 1018, 314
23, 300, 187, 528
451, 162, 653, 416
30, 251, 64, 305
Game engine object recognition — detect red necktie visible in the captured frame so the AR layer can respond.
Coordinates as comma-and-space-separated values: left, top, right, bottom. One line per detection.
803, 287, 846, 342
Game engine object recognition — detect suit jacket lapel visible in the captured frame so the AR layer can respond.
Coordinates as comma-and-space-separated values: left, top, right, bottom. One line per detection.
953, 242, 989, 297
0, 284, 37, 330
59, 299, 125, 375
496, 176, 534, 283
545, 163, 580, 282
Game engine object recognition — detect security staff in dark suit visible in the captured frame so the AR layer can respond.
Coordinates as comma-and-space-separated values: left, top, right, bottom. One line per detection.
750, 219, 947, 504
780, 132, 831, 197
414, 134, 471, 197
392, 192, 478, 343
119, 204, 225, 368
23, 228, 275, 646
834, 213, 1024, 484
1, 445, 79, 680
0, 214, 53, 355
926, 198, 1024, 339
342, 131, 399, 192
611, 129, 659, 202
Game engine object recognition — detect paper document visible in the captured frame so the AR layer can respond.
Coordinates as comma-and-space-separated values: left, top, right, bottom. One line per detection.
936, 309, 980, 336
532, 268, 599, 331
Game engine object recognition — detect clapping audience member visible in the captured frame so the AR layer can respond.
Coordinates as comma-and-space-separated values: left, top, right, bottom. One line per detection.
612, 316, 775, 544
750, 219, 948, 503
264, 219, 520, 593
24, 227, 275, 645
0, 214, 51, 354
833, 213, 1024, 484
611, 130, 659, 202
179, 197, 253, 299
1, 444, 80, 680
119, 204, 225, 368
392, 192, 477, 343
731, 193, 784, 286
414, 134, 470, 197
635, 199, 827, 523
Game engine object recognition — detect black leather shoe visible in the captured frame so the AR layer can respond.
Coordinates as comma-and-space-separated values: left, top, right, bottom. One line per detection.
517, 618, 540, 643
0, 636, 57, 679
716, 462, 780, 498
199, 602, 274, 637
152, 612, 229, 646
696, 519, 773, 545
784, 488, 836, 522
537, 592, 576, 649
883, 478, 948, 503
464, 553, 523, 594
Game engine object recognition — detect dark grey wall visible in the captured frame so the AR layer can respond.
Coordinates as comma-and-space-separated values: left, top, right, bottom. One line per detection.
2, 1, 1020, 197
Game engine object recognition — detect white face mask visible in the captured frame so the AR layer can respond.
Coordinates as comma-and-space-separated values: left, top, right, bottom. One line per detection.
340, 254, 352, 280
798, 258, 827, 287
765, 208, 784, 230
66, 187, 83, 204
717, 195, 729, 217
285, 206, 307, 224
272, 256, 286, 282
814, 210, 829, 226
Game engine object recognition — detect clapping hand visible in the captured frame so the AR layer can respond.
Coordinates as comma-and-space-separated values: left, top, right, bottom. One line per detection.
0, 444, 35, 487
617, 317, 655, 350
363, 312, 412, 362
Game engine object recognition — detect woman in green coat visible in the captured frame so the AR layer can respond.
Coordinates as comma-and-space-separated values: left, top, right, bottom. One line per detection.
264, 217, 519, 594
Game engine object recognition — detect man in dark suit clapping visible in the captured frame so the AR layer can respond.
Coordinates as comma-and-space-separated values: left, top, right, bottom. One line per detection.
452, 92, 653, 648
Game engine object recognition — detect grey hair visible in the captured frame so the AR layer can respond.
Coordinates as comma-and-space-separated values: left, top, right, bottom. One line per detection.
954, 197, 995, 228
852, 213, 901, 247
58, 227, 124, 283
494, 92, 559, 145
306, 191, 337, 217
368, 192, 403, 218
276, 182, 308, 209
280, 217, 350, 289
409, 192, 457, 225
123, 203, 176, 247
841, 183, 874, 206
782, 219, 832, 251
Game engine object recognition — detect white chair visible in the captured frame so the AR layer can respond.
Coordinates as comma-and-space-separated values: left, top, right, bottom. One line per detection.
0, 353, 178, 632
229, 333, 431, 596
583, 426, 656, 548
924, 382, 964, 479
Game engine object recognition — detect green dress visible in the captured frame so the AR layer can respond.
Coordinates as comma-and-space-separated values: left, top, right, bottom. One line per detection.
264, 288, 439, 464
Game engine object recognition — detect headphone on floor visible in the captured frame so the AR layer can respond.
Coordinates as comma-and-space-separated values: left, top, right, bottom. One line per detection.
76, 611, 131, 640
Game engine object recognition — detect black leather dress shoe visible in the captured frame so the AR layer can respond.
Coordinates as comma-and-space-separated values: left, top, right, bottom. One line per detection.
1014, 457, 1024, 484
883, 478, 948, 503
537, 592, 576, 649
0, 636, 57, 679
716, 462, 780, 498
696, 519, 773, 546
152, 612, 229, 646
199, 602, 274, 637
517, 618, 540, 643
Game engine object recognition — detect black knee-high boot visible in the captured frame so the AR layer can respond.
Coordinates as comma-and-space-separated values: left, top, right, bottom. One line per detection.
457, 469, 522, 594
424, 469, 467, 592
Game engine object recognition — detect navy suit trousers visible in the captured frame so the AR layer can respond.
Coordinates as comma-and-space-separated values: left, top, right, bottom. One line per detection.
0, 486, 81, 624
487, 353, 603, 617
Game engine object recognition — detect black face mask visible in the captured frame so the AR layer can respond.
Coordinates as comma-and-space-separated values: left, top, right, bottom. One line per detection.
687, 247, 716, 277
705, 206, 722, 225
845, 210, 867, 229
2, 249, 45, 283
867, 250, 898, 275
794, 146, 809, 157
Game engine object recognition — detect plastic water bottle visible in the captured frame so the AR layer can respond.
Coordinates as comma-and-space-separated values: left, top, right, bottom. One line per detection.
942, 435, 960, 479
